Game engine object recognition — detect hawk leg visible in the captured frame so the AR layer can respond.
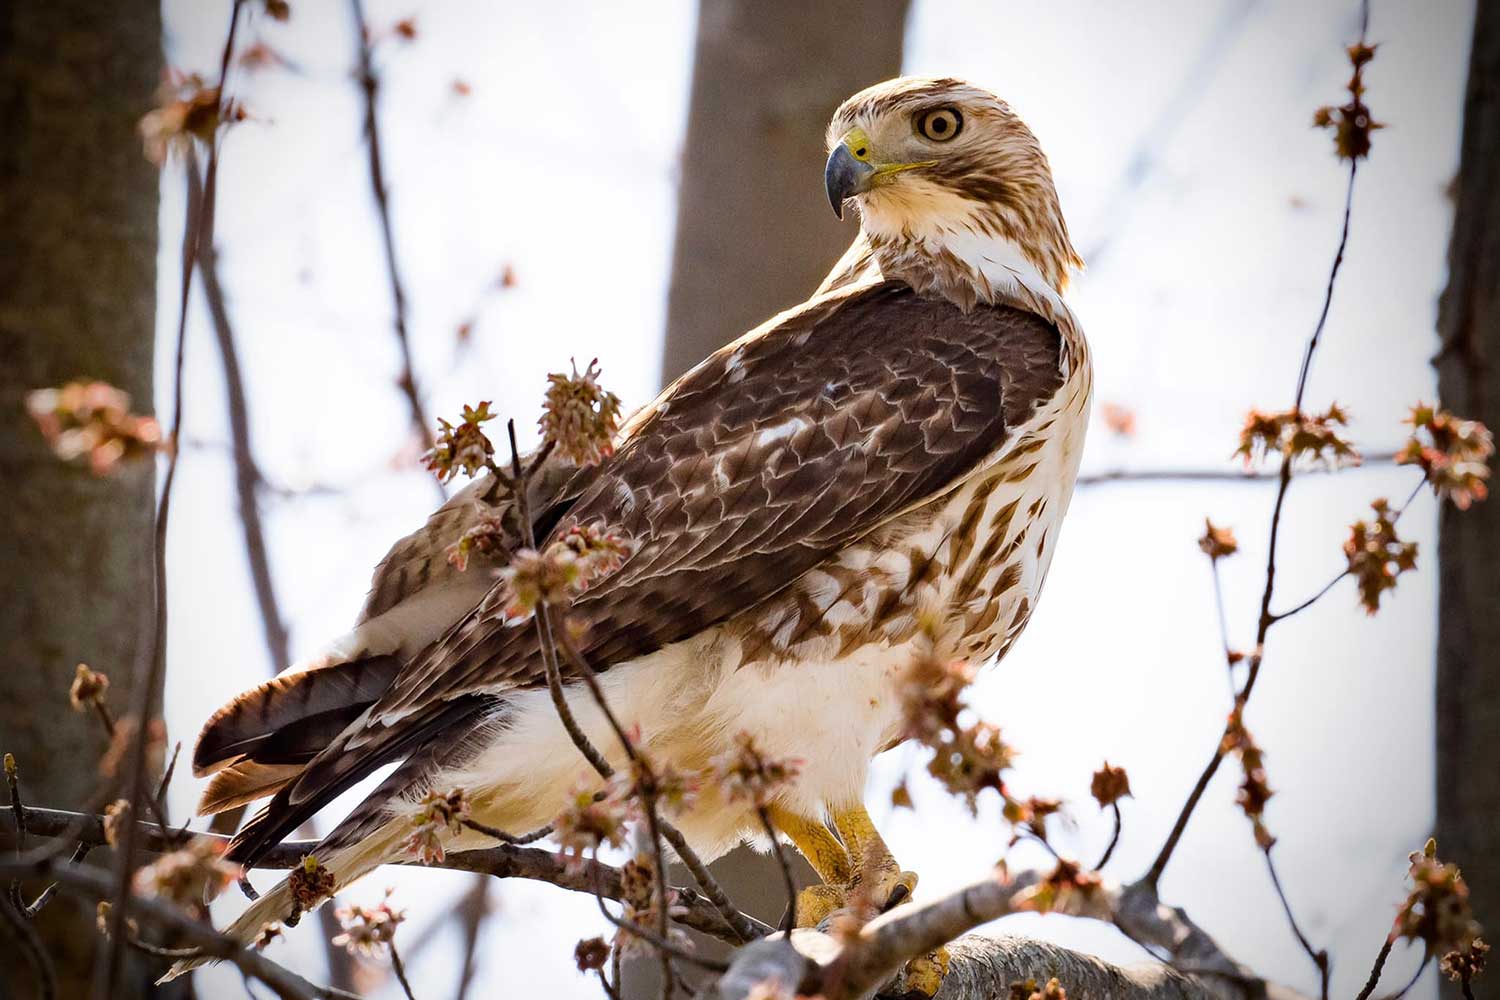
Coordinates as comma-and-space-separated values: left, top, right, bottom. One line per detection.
769, 804, 949, 998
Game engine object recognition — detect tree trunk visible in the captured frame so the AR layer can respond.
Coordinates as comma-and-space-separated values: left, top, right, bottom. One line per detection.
632, 1, 908, 995
0, 2, 161, 997
658, 0, 911, 384
1435, 0, 1500, 990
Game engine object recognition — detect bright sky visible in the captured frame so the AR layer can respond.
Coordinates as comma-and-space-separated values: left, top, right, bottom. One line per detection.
158, 1, 1474, 996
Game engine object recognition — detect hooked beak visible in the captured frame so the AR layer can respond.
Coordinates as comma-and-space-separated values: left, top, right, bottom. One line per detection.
824, 143, 877, 220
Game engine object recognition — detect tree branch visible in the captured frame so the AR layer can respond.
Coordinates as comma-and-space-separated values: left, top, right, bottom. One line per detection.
2, 855, 356, 1000
709, 870, 1309, 1000
1076, 450, 1397, 489
0, 805, 769, 946
347, 0, 442, 496
708, 875, 1310, 1000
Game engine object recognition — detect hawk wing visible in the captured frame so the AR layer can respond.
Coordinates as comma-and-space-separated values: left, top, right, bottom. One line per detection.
377, 279, 1064, 715
229, 280, 1064, 861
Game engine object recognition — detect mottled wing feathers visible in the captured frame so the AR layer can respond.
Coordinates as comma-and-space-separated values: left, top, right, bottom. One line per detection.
222, 280, 1065, 864
376, 281, 1064, 719
358, 451, 595, 624
192, 655, 403, 777
198, 761, 304, 816
226, 696, 487, 864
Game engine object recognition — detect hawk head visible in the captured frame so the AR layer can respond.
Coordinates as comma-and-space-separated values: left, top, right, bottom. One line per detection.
825, 76, 1082, 293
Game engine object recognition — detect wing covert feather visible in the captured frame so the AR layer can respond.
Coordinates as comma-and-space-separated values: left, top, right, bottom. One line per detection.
374, 281, 1065, 720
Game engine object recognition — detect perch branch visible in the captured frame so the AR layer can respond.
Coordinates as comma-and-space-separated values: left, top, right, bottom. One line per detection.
1, 805, 767, 945
712, 869, 1308, 1000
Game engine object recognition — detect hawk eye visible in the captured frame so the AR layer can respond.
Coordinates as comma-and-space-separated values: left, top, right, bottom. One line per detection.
917, 107, 962, 142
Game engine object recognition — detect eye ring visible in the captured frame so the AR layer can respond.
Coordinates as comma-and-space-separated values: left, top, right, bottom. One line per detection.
916, 107, 963, 142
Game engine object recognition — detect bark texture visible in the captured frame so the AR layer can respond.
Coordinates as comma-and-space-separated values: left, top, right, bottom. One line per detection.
1435, 0, 1500, 989
0, 1, 161, 996
658, 0, 911, 384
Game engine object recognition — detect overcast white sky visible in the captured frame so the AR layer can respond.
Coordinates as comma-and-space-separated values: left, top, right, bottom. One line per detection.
158, 1, 1474, 996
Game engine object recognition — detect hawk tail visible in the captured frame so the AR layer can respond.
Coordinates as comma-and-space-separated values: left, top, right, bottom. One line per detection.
192, 654, 405, 815
224, 696, 490, 868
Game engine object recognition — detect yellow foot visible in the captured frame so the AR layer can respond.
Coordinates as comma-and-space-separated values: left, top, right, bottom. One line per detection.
794, 868, 921, 928
794, 882, 846, 928
896, 944, 950, 998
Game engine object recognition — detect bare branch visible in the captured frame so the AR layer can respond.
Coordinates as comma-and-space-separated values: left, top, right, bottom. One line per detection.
1353, 938, 1395, 1000
1144, 8, 1372, 886
196, 233, 290, 672
101, 0, 249, 974
0, 891, 56, 1000
712, 870, 1309, 1000
1261, 847, 1330, 997
388, 939, 417, 1000
2, 804, 769, 945
2, 855, 356, 1000
1095, 802, 1123, 870
1076, 450, 1397, 489
348, 0, 442, 495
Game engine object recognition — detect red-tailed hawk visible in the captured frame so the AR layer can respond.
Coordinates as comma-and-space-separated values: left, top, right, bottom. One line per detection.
183, 76, 1089, 984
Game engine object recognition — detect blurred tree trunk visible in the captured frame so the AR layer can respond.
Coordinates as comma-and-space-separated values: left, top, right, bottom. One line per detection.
659, 0, 911, 383
0, 2, 161, 997
633, 1, 908, 995
1435, 0, 1500, 987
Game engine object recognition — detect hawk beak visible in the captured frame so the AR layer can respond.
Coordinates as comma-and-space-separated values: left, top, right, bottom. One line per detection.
825, 143, 877, 220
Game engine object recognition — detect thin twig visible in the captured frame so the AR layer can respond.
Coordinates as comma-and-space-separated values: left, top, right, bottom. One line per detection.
348, 0, 442, 500
450, 875, 488, 1000
1291, 165, 1359, 413
642, 805, 676, 998
100, 6, 241, 974
6, 753, 25, 870
1382, 954, 1428, 1000
7, 854, 357, 1000
1143, 32, 1368, 884
756, 806, 799, 935
1269, 572, 1349, 623
196, 233, 291, 671
91, 700, 118, 740
596, 966, 623, 1000
588, 862, 729, 973
1261, 846, 1329, 999
194, 192, 355, 988
1076, 451, 1398, 488
462, 817, 554, 845
1, 803, 771, 943
1208, 558, 1237, 697
1353, 937, 1394, 1000
1095, 803, 1123, 870
502, 420, 757, 949
23, 843, 91, 919
389, 940, 418, 1000
0, 891, 56, 1000
153, 741, 181, 824
551, 623, 757, 943
656, 821, 759, 944
503, 422, 673, 998
98, 8, 249, 987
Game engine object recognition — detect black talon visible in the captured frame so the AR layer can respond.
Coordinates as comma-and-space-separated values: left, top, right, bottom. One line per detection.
882, 882, 912, 912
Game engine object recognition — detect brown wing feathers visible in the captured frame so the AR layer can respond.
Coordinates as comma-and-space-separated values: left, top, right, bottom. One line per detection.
210, 281, 1065, 866
226, 696, 488, 864
192, 656, 402, 824
192, 656, 403, 777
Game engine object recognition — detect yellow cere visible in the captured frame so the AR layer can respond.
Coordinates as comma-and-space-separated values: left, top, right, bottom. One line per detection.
840, 126, 936, 179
